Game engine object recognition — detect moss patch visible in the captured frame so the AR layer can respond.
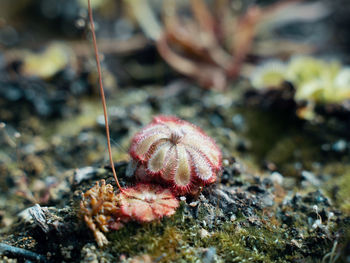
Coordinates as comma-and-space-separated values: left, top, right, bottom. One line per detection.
107, 204, 336, 263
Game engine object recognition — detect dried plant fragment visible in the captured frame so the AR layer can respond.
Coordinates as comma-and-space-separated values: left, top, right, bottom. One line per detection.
80, 180, 126, 247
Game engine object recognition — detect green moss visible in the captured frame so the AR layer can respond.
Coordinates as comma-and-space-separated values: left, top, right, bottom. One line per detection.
203, 224, 289, 263
336, 172, 350, 214
108, 209, 203, 262
321, 164, 350, 215
107, 207, 313, 263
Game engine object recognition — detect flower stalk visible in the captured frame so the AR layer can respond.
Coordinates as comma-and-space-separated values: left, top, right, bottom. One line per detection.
87, 0, 123, 192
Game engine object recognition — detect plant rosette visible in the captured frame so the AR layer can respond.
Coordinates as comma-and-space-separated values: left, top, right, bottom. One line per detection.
129, 115, 222, 195
117, 183, 180, 222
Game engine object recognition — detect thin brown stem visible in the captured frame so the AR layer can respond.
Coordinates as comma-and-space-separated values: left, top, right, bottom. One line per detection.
87, 0, 123, 192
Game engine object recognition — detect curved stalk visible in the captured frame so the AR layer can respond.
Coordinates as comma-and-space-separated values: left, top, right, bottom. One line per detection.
87, 0, 123, 192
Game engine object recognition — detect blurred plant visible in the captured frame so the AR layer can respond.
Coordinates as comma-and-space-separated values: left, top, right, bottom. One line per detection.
157, 0, 261, 90
21, 43, 77, 79
128, 0, 327, 90
250, 60, 287, 89
249, 56, 350, 121
250, 56, 350, 104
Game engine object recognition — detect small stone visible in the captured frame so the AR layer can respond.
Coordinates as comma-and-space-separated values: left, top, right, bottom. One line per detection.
261, 195, 274, 207
73, 167, 99, 184
312, 219, 322, 229
28, 204, 49, 233
201, 247, 217, 263
291, 239, 302, 248
199, 228, 210, 238
328, 212, 334, 219
180, 196, 186, 202
270, 171, 283, 185
301, 171, 321, 187
332, 140, 347, 152
189, 201, 199, 207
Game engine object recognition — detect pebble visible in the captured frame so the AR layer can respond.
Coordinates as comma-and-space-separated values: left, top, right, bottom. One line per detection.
199, 228, 210, 238
270, 171, 283, 185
